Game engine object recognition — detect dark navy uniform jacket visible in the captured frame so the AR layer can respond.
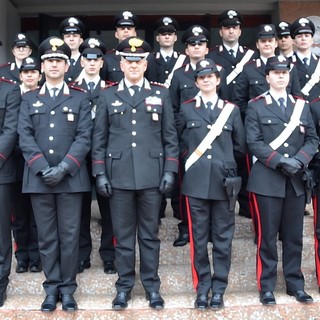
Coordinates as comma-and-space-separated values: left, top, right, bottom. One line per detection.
92, 79, 179, 190
0, 79, 21, 184
0, 62, 20, 83
18, 83, 92, 193
246, 92, 318, 198
177, 96, 245, 200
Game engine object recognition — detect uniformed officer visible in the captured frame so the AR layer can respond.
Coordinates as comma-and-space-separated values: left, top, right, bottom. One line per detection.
71, 38, 116, 275
245, 56, 318, 305
170, 24, 211, 246
92, 36, 179, 310
177, 58, 245, 309
59, 17, 85, 84
0, 76, 21, 307
275, 21, 294, 60
290, 18, 320, 102
101, 10, 157, 83
233, 24, 301, 120
0, 33, 33, 82
12, 57, 42, 274
207, 9, 254, 219
153, 16, 187, 85
18, 36, 92, 312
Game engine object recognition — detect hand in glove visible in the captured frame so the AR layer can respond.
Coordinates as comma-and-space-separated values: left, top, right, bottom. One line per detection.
41, 162, 70, 187
38, 165, 50, 176
279, 157, 302, 176
159, 172, 175, 194
96, 173, 112, 197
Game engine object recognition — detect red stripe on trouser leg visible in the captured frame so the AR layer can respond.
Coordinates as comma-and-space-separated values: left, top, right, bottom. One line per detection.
252, 193, 263, 292
185, 196, 198, 291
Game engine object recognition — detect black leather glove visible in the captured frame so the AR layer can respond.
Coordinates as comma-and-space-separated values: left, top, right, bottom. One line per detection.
96, 173, 112, 197
159, 172, 175, 194
41, 162, 70, 187
279, 157, 302, 176
38, 165, 50, 176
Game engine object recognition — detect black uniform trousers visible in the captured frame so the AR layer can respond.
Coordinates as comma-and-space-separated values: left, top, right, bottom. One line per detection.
313, 187, 320, 288
110, 188, 162, 294
0, 184, 13, 294
31, 193, 82, 295
12, 181, 39, 264
188, 197, 235, 295
254, 179, 305, 293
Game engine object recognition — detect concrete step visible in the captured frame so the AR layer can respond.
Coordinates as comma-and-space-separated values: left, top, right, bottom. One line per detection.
1, 201, 318, 319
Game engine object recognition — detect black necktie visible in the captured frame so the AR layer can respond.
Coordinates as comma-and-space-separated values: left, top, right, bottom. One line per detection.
303, 57, 309, 70
88, 81, 95, 93
70, 58, 76, 66
229, 49, 235, 58
278, 97, 286, 114
131, 85, 140, 103
206, 101, 213, 116
165, 56, 171, 64
51, 88, 58, 101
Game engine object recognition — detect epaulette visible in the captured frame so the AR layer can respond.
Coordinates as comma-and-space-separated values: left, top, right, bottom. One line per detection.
0, 77, 17, 85
292, 95, 305, 101
249, 91, 268, 103
223, 99, 237, 108
102, 82, 118, 90
150, 81, 166, 88
106, 48, 116, 54
183, 97, 196, 104
68, 81, 77, 88
69, 85, 87, 93
0, 62, 10, 68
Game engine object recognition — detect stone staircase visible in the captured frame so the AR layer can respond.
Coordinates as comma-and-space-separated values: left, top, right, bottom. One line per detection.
1, 202, 320, 319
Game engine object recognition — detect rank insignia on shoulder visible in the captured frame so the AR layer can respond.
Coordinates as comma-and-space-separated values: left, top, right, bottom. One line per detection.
33, 101, 43, 107
111, 100, 123, 106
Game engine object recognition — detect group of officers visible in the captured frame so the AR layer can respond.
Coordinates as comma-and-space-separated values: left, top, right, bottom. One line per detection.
0, 7, 320, 313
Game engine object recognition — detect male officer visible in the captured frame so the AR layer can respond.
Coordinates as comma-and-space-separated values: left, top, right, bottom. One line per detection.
101, 11, 156, 83
0, 75, 21, 307
207, 9, 254, 219
60, 17, 85, 84
245, 56, 317, 305
153, 16, 186, 85
92, 36, 179, 310
170, 24, 211, 246
177, 58, 245, 309
18, 36, 92, 312
71, 38, 116, 274
13, 57, 42, 274
290, 17, 320, 102
276, 21, 294, 60
234, 24, 301, 120
0, 33, 33, 82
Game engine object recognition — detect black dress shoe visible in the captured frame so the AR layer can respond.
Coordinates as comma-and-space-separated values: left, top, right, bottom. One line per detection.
61, 294, 78, 311
16, 260, 28, 273
77, 260, 91, 274
259, 291, 276, 305
0, 292, 7, 307
30, 261, 42, 273
41, 295, 58, 312
173, 233, 189, 247
146, 292, 164, 309
194, 294, 208, 310
112, 292, 131, 310
286, 290, 313, 303
104, 261, 116, 274
210, 293, 224, 309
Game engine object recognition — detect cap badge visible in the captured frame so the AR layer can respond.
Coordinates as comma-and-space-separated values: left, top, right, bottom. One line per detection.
18, 34, 26, 40
227, 10, 237, 19
88, 38, 100, 48
163, 17, 173, 25
128, 37, 143, 52
49, 38, 64, 52
278, 56, 286, 62
200, 60, 210, 67
25, 57, 34, 64
279, 22, 288, 30
68, 17, 79, 27
192, 26, 203, 36
123, 11, 133, 20
299, 18, 309, 27
264, 25, 273, 32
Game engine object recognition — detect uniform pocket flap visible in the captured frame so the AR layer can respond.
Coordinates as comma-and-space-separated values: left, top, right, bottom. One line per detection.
149, 149, 164, 158
186, 120, 201, 128
109, 105, 126, 115
261, 117, 279, 125
106, 150, 122, 159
